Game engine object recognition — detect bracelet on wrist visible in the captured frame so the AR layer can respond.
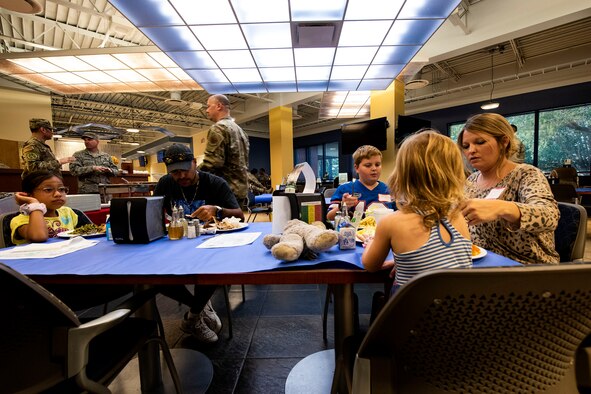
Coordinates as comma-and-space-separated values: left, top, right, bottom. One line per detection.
19, 202, 47, 216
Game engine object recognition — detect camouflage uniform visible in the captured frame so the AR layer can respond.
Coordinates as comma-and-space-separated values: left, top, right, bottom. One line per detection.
247, 172, 269, 195
69, 149, 118, 193
21, 137, 62, 179
199, 116, 250, 201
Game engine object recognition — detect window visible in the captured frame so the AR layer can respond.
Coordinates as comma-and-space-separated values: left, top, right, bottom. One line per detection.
294, 142, 340, 181
538, 105, 591, 173
505, 113, 534, 164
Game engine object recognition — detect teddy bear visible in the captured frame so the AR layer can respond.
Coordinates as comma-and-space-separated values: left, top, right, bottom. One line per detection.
263, 219, 339, 261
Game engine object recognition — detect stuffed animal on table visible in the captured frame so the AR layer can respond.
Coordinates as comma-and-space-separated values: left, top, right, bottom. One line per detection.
263, 219, 338, 261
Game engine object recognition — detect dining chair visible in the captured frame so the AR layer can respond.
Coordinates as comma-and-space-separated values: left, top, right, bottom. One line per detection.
551, 183, 580, 204
323, 188, 337, 200
246, 190, 271, 222
555, 202, 587, 262
349, 264, 591, 394
0, 262, 183, 394
551, 166, 579, 187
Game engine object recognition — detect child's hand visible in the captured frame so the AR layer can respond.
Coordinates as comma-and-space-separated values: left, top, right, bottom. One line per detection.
342, 193, 359, 207
14, 192, 39, 205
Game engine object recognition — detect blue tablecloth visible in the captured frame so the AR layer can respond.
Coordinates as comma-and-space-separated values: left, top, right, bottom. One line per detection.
1, 222, 519, 276
576, 187, 591, 194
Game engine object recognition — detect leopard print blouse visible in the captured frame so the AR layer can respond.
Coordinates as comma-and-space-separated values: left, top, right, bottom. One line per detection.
465, 164, 560, 265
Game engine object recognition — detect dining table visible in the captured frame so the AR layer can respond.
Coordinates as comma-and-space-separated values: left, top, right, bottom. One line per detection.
1, 222, 520, 393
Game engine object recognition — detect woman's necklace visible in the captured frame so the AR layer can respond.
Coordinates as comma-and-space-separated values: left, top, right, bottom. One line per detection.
180, 177, 199, 204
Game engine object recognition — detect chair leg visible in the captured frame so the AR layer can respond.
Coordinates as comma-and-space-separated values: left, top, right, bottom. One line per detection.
148, 337, 184, 394
322, 285, 332, 341
223, 285, 233, 339
241, 284, 246, 302
247, 212, 253, 222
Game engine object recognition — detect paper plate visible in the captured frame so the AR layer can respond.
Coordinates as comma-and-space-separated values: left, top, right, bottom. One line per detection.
471, 246, 487, 259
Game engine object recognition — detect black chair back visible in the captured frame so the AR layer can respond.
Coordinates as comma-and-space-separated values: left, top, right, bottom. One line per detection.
555, 202, 587, 262
353, 264, 591, 394
0, 263, 80, 393
551, 183, 580, 204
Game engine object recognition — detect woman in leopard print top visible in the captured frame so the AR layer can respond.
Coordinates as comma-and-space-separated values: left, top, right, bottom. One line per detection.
457, 113, 559, 265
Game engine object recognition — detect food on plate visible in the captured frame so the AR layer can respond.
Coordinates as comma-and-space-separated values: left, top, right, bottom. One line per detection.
70, 223, 106, 236
358, 216, 376, 228
215, 216, 242, 230
471, 244, 481, 256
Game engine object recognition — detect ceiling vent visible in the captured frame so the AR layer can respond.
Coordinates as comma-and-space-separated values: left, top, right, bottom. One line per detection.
405, 79, 430, 90
0, 0, 42, 13
291, 22, 342, 48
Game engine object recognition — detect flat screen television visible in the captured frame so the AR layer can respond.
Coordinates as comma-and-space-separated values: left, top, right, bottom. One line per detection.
340, 117, 389, 155
395, 115, 431, 145
138, 155, 148, 167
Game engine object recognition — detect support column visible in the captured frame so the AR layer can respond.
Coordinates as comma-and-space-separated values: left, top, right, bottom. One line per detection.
268, 106, 294, 188
370, 79, 405, 181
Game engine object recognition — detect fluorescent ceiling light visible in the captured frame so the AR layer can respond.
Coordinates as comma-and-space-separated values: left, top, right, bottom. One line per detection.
106, 0, 460, 93
0, 47, 202, 94
319, 91, 370, 119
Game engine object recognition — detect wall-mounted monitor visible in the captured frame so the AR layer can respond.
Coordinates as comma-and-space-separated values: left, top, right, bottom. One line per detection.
340, 117, 389, 155
138, 155, 148, 167
157, 149, 166, 163
395, 115, 431, 145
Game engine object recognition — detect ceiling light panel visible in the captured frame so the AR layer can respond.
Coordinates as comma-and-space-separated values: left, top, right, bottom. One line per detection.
0, 48, 202, 94
106, 0, 462, 93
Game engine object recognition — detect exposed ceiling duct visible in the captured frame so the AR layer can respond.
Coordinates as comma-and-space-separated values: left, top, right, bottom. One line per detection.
0, 0, 42, 14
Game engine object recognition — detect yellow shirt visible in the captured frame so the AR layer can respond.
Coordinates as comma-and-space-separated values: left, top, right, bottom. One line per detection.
10, 206, 78, 245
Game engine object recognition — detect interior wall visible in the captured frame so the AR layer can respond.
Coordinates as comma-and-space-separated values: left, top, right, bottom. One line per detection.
0, 87, 52, 143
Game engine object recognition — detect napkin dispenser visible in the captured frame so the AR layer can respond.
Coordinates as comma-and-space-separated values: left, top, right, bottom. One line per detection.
110, 196, 165, 243
271, 191, 327, 233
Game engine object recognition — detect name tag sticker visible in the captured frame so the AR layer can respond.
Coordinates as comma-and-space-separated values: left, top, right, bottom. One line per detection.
485, 187, 505, 200
378, 194, 391, 202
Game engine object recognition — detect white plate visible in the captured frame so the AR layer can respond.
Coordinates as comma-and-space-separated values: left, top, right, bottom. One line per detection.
57, 230, 106, 238
472, 245, 487, 259
214, 222, 249, 233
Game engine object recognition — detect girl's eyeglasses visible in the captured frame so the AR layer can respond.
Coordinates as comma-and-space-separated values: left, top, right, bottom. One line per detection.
36, 186, 69, 194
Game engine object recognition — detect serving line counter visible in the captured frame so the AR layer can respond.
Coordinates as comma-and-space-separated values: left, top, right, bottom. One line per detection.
2, 222, 520, 393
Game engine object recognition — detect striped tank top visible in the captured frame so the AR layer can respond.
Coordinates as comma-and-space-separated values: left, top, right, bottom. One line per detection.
394, 218, 472, 287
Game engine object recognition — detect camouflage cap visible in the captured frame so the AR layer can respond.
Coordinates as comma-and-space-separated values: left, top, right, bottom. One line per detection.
81, 132, 99, 140
29, 118, 55, 131
163, 143, 194, 172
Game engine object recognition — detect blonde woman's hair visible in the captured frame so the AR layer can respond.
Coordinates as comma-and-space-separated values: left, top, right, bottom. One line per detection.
457, 113, 517, 173
352, 145, 382, 167
389, 130, 465, 228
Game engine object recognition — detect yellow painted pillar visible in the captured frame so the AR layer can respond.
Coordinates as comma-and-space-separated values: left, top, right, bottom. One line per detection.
268, 106, 294, 188
370, 78, 405, 181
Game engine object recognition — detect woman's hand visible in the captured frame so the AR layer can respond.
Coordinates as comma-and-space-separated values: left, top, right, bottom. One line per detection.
459, 198, 521, 225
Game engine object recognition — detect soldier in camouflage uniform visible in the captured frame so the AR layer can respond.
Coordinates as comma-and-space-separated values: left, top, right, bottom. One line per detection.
70, 133, 119, 194
21, 118, 74, 179
199, 94, 250, 207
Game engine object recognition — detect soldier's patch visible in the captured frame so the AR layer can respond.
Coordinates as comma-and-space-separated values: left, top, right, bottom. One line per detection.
207, 130, 223, 147
24, 152, 40, 160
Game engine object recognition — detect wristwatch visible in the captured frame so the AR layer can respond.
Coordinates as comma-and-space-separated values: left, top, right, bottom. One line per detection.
215, 205, 223, 220
19, 202, 47, 215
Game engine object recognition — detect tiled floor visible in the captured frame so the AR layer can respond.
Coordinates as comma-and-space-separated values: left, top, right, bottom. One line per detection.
155, 282, 382, 393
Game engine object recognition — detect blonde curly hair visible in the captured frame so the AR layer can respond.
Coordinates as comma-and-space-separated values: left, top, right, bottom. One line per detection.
389, 130, 465, 228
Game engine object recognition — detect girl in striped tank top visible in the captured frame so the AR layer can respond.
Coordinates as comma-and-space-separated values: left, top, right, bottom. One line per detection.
362, 130, 472, 294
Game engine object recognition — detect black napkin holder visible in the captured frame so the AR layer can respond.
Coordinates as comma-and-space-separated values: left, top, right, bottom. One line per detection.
110, 196, 165, 243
